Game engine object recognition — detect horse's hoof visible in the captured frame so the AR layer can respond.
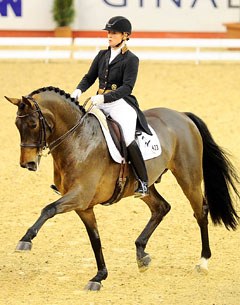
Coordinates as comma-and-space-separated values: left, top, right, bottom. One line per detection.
137, 254, 151, 272
194, 257, 208, 275
15, 241, 32, 252
84, 281, 102, 291
195, 264, 209, 275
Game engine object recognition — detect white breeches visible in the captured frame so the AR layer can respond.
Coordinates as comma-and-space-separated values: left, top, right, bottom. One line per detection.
98, 98, 137, 146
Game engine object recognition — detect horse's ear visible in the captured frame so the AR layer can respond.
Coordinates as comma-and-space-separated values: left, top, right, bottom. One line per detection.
4, 96, 21, 106
22, 96, 35, 108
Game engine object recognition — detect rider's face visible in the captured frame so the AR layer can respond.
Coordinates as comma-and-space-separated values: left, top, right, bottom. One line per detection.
107, 31, 124, 48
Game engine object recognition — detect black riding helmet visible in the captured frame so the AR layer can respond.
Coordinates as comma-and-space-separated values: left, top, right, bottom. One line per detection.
103, 16, 132, 35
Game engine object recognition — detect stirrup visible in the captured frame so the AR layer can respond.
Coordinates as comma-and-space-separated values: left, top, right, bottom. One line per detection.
134, 181, 149, 198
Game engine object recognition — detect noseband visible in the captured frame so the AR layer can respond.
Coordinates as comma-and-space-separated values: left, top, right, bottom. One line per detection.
17, 96, 48, 152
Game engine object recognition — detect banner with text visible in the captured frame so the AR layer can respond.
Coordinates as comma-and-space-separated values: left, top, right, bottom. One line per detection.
0, 0, 240, 32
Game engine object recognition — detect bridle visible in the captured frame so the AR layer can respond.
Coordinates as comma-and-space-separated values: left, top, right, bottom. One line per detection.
17, 96, 92, 155
17, 96, 48, 153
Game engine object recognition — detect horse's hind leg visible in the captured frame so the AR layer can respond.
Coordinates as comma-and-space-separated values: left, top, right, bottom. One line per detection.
173, 171, 211, 273
135, 184, 171, 272
195, 198, 211, 273
75, 208, 108, 291
191, 192, 211, 274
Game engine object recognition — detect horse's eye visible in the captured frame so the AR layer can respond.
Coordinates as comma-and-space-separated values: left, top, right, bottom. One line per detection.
29, 123, 37, 129
19, 103, 25, 110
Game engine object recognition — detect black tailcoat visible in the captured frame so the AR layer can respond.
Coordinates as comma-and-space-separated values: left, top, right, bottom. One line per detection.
77, 47, 152, 135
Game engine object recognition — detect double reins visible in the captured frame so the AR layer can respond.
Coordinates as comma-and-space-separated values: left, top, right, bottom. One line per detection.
48, 98, 93, 153
17, 96, 93, 155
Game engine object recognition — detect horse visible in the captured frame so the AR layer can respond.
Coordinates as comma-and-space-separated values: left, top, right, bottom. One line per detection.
5, 86, 240, 291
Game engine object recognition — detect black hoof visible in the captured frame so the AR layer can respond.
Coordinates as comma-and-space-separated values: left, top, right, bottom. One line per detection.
15, 241, 32, 251
137, 254, 151, 272
84, 281, 102, 291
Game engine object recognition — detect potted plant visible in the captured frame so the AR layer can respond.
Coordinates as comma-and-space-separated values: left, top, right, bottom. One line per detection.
52, 0, 75, 37
224, 5, 240, 39
224, 22, 240, 39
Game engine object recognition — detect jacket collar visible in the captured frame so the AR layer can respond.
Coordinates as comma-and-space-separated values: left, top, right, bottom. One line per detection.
105, 45, 129, 65
121, 44, 128, 54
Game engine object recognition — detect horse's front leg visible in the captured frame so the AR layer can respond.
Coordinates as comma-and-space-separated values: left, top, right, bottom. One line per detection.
75, 208, 108, 291
16, 194, 74, 251
16, 201, 58, 251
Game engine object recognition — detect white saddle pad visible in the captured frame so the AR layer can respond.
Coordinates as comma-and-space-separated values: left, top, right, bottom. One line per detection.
90, 108, 161, 163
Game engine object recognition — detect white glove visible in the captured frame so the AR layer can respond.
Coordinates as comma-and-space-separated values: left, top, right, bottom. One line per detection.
71, 89, 82, 100
91, 95, 104, 106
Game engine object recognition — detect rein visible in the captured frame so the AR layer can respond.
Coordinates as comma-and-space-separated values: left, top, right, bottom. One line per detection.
48, 99, 93, 153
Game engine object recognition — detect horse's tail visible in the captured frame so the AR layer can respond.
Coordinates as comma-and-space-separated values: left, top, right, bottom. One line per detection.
185, 112, 240, 230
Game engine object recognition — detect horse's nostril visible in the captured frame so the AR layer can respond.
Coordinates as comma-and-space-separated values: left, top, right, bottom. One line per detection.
26, 162, 37, 171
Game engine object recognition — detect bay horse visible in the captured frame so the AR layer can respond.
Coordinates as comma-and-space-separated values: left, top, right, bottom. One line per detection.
5, 86, 240, 291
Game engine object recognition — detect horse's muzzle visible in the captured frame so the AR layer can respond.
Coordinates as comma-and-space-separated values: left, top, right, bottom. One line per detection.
21, 161, 38, 171
20, 148, 41, 171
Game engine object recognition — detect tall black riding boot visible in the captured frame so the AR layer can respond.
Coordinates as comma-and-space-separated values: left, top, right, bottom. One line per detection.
127, 140, 149, 198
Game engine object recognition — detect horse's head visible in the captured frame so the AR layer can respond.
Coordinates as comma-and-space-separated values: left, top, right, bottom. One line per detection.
5, 86, 86, 171
5, 95, 51, 171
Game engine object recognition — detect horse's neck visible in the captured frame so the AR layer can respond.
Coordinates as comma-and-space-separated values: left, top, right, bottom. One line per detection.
39, 96, 79, 133
42, 96, 81, 123
50, 108, 104, 169
37, 92, 84, 146
40, 94, 102, 151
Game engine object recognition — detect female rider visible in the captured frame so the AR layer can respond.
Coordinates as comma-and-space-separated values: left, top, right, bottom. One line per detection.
71, 16, 151, 197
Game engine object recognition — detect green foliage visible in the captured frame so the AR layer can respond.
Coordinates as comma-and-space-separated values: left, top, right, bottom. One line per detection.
52, 0, 75, 27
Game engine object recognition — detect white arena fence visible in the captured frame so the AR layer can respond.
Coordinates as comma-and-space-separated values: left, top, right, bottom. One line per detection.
1, 37, 240, 64
0, 37, 72, 63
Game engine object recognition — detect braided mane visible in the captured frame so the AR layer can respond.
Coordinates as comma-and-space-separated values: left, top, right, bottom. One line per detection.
29, 86, 86, 113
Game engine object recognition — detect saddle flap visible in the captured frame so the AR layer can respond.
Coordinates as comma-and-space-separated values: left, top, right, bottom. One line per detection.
106, 116, 128, 160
